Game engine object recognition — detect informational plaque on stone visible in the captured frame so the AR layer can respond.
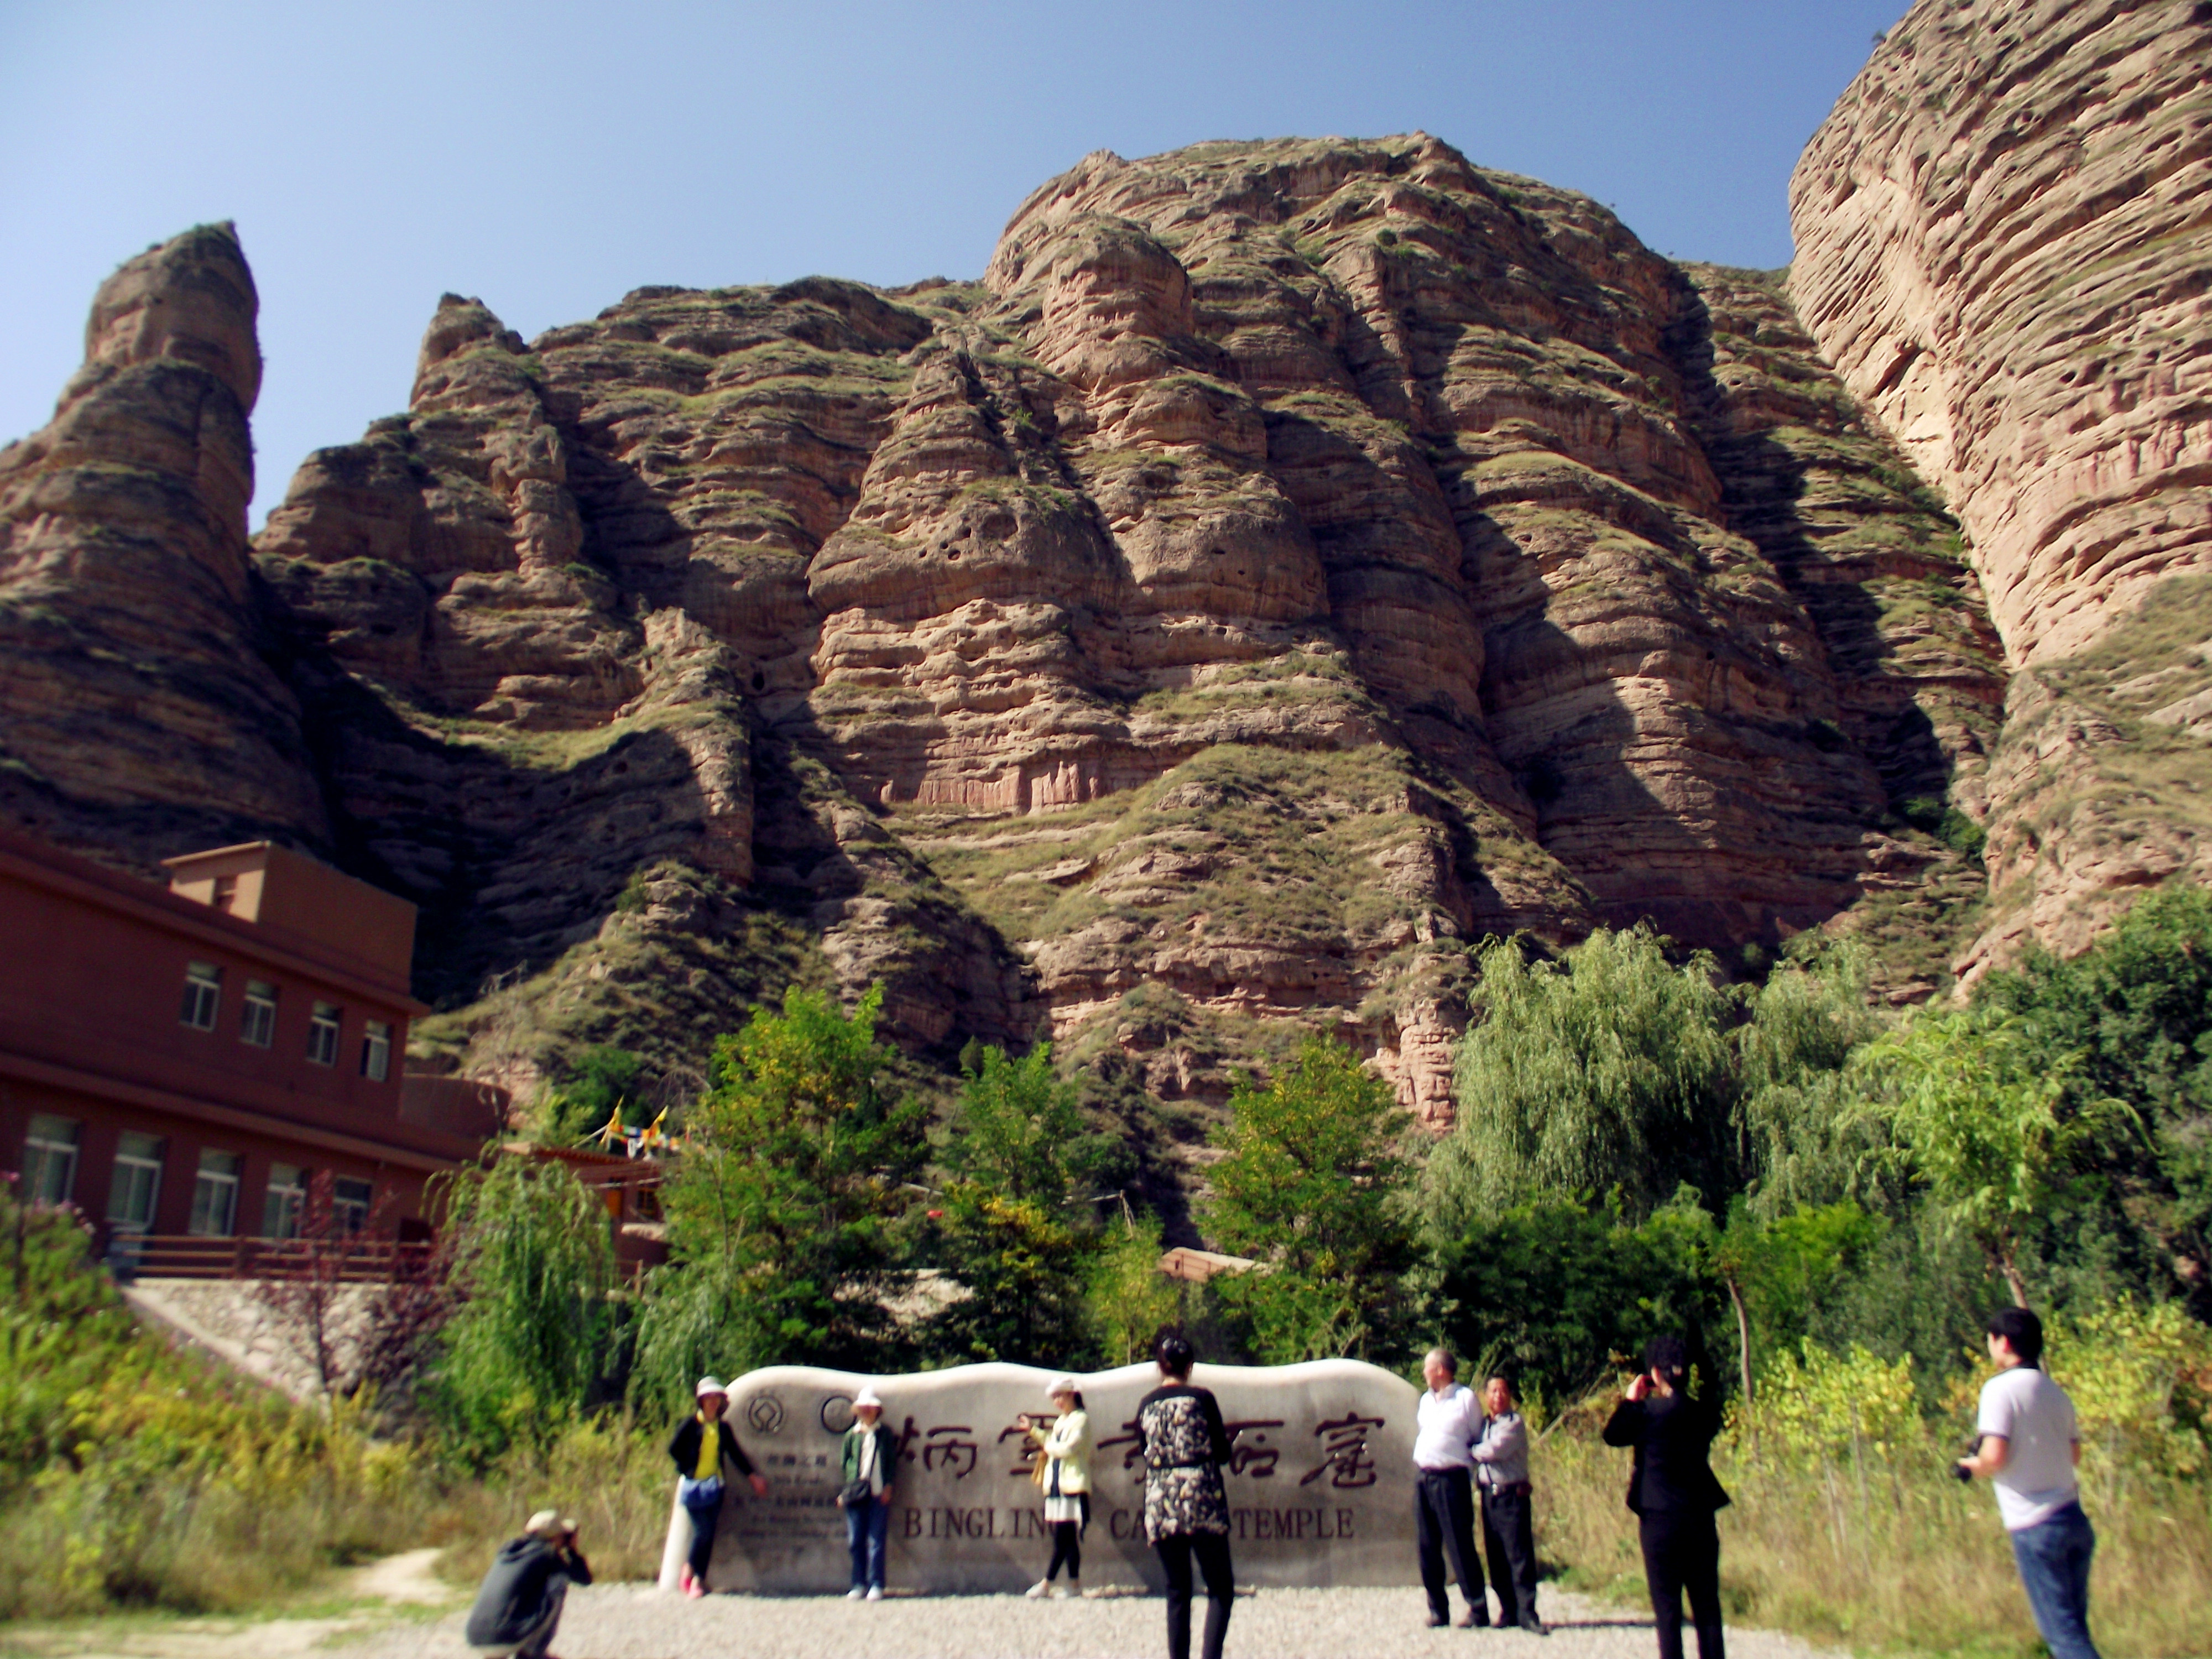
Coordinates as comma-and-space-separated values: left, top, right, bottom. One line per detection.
657, 1358, 1421, 1594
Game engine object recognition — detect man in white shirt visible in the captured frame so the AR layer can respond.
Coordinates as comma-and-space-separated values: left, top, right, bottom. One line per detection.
1958, 1307, 2100, 1659
1412, 1347, 1489, 1628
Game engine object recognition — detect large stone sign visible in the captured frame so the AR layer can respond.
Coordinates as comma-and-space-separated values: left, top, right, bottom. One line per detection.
656, 1359, 1421, 1594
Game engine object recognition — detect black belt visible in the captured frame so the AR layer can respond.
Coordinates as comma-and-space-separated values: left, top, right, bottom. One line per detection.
1416, 1465, 1471, 1477
1481, 1479, 1532, 1496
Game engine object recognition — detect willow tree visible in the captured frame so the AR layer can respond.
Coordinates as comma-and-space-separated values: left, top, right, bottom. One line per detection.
430, 1155, 617, 1458
1427, 926, 1736, 1232
1735, 938, 1890, 1217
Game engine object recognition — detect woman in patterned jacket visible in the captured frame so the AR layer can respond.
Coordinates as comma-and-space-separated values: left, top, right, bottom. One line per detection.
1137, 1334, 1237, 1659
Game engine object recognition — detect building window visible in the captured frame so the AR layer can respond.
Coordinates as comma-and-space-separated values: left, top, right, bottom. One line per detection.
361, 1019, 392, 1083
263, 1162, 309, 1239
107, 1132, 165, 1233
307, 1001, 342, 1066
187, 1149, 243, 1237
179, 962, 222, 1030
212, 874, 239, 912
332, 1177, 373, 1235
240, 980, 278, 1048
22, 1114, 81, 1206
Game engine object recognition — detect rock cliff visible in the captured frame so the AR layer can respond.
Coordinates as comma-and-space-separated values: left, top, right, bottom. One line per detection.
0, 225, 325, 860
3, 134, 2017, 1118
1790, 0, 2212, 973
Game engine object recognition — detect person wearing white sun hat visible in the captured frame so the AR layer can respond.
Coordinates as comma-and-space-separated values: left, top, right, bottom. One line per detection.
838, 1385, 899, 1600
1019, 1374, 1094, 1599
666, 1375, 769, 1599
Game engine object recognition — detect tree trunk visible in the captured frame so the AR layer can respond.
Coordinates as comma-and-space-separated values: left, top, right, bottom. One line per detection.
2002, 1257, 2031, 1308
1725, 1274, 1754, 1405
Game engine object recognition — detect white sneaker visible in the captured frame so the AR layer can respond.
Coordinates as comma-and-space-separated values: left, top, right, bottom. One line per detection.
846, 1588, 865, 1600
1026, 1580, 1051, 1599
866, 1587, 884, 1601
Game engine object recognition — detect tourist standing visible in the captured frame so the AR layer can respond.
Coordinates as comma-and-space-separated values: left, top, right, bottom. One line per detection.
1020, 1374, 1095, 1599
665, 1376, 769, 1599
465, 1510, 591, 1658
1138, 1334, 1235, 1659
1958, 1307, 2100, 1659
1412, 1346, 1488, 1629
1603, 1335, 1730, 1659
838, 1385, 899, 1601
1474, 1374, 1545, 1635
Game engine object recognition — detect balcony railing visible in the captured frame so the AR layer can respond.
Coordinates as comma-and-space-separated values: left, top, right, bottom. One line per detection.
109, 1233, 435, 1282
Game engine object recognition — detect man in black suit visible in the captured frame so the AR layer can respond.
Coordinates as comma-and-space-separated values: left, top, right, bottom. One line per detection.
1602, 1335, 1729, 1659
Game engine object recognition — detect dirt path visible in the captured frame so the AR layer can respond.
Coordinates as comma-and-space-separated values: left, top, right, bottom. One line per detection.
0, 1548, 460, 1659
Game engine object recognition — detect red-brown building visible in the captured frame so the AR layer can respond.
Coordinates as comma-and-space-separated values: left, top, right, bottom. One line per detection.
0, 830, 495, 1264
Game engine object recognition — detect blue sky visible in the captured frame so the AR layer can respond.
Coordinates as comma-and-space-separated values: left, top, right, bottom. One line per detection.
1, 0, 1910, 525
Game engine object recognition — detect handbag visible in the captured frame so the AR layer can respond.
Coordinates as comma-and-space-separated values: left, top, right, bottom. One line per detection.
842, 1427, 881, 1507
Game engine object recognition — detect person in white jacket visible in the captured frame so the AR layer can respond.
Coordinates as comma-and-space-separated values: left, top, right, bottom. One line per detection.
1020, 1374, 1095, 1598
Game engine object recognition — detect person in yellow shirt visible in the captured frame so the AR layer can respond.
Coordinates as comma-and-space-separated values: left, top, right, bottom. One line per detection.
1019, 1375, 1095, 1599
665, 1377, 769, 1599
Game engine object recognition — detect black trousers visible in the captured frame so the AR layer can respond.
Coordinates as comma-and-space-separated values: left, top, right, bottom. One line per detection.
1640, 1510, 1724, 1659
684, 1496, 720, 1583
1156, 1531, 1234, 1659
1046, 1519, 1082, 1581
1481, 1485, 1541, 1627
1415, 1467, 1486, 1620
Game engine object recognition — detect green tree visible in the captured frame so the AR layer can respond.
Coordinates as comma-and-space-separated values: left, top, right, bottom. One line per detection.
1703, 1197, 1882, 1402
1847, 1011, 2117, 1307
542, 1046, 650, 1142
1084, 1213, 1180, 1366
1979, 883, 2212, 1308
1431, 927, 1736, 1229
633, 986, 925, 1402
1428, 1200, 1715, 1407
429, 1155, 617, 1460
922, 1043, 1114, 1364
1736, 938, 1888, 1217
1206, 1038, 1415, 1363
920, 1187, 1088, 1364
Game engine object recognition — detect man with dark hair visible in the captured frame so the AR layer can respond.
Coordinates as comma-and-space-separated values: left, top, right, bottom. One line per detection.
1603, 1335, 1729, 1659
1412, 1346, 1488, 1628
1474, 1374, 1544, 1635
1959, 1308, 2100, 1659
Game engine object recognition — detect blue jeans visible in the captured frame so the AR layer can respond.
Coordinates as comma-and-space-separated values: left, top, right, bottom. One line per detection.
846, 1492, 889, 1590
2009, 1502, 2100, 1659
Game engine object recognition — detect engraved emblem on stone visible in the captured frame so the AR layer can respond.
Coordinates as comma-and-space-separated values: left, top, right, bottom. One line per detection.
819, 1394, 855, 1434
744, 1391, 787, 1436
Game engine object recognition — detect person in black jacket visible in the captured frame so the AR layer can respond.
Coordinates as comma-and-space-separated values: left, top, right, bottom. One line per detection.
465, 1511, 591, 1658
666, 1376, 769, 1598
1602, 1335, 1730, 1659
1137, 1334, 1237, 1659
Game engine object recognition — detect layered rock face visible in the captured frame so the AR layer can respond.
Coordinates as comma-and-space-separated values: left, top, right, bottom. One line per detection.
0, 225, 325, 864
4, 137, 2011, 1117
1791, 0, 2212, 972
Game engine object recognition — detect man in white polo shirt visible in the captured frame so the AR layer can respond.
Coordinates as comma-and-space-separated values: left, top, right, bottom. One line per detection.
1957, 1307, 2100, 1659
1412, 1347, 1489, 1629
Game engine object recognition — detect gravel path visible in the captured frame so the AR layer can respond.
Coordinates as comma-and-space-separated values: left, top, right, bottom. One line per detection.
350, 1584, 1843, 1659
